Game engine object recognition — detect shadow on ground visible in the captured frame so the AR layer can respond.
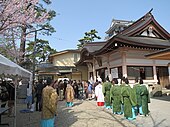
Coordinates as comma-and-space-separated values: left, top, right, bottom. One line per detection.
55, 100, 83, 127
151, 95, 170, 102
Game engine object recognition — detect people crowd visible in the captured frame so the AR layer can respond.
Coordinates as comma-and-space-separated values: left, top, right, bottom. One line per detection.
21, 76, 150, 127
0, 80, 15, 116
0, 75, 150, 127
84, 76, 150, 120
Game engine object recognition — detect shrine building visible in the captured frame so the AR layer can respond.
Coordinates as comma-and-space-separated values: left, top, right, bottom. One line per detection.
76, 10, 170, 87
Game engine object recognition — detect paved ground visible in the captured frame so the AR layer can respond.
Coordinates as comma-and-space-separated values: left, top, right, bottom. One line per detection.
1, 95, 170, 127
55, 100, 135, 127
133, 96, 170, 127
1, 103, 41, 127
55, 89, 170, 127
55, 96, 170, 127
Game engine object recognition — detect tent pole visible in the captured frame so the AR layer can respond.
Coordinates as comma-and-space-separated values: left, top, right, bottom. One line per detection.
14, 78, 17, 127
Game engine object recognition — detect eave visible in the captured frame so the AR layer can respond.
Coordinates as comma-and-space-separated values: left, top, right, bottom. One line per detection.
146, 48, 170, 60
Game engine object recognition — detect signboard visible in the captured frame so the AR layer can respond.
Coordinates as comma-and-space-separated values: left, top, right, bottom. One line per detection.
111, 68, 118, 78
105, 69, 108, 78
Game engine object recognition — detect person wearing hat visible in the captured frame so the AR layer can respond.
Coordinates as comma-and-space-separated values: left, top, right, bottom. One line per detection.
41, 78, 58, 127
102, 76, 112, 109
95, 79, 104, 106
65, 80, 74, 107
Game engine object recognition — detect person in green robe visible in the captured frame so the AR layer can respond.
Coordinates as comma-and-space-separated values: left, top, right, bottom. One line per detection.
110, 78, 123, 115
133, 77, 142, 115
121, 77, 137, 120
139, 78, 150, 116
102, 77, 112, 109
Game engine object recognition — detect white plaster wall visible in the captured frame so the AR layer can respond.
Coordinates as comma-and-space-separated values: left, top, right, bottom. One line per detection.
53, 52, 80, 66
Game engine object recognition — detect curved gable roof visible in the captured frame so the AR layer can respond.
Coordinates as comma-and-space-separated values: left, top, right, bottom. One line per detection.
93, 10, 170, 55
75, 41, 106, 65
77, 10, 170, 64
83, 41, 106, 53
120, 10, 170, 39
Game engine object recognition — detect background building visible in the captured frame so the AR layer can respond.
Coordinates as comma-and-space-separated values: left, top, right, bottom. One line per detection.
37, 49, 87, 81
77, 10, 170, 87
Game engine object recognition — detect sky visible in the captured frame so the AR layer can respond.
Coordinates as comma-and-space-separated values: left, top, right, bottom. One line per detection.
41, 0, 170, 51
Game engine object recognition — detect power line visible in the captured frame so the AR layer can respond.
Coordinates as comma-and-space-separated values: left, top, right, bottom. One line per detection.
49, 36, 76, 43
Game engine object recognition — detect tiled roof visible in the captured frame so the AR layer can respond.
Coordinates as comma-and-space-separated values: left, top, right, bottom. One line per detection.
120, 13, 152, 36
145, 47, 170, 57
83, 41, 106, 53
50, 49, 80, 57
116, 35, 170, 48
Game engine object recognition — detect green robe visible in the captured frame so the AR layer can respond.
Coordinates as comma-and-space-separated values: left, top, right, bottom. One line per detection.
140, 85, 150, 115
102, 81, 112, 106
121, 85, 137, 118
133, 83, 142, 106
110, 85, 122, 112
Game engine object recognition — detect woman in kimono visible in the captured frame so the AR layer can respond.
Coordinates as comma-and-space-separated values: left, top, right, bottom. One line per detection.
95, 79, 104, 106
121, 77, 137, 120
110, 78, 123, 114
65, 81, 74, 107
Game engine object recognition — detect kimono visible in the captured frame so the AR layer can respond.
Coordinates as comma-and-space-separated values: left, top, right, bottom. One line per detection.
102, 81, 112, 108
110, 84, 122, 114
41, 86, 58, 127
65, 84, 74, 107
95, 83, 104, 106
121, 84, 137, 120
140, 84, 150, 116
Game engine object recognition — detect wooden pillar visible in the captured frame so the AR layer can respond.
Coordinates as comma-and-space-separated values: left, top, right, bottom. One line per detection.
107, 54, 112, 81
107, 55, 110, 74
122, 51, 127, 77
153, 60, 157, 82
93, 58, 96, 82
168, 63, 170, 83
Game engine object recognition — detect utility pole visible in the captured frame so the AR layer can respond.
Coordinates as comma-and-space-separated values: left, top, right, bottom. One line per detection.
32, 30, 37, 86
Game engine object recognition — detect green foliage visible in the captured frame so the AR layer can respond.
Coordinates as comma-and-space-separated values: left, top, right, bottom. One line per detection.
19, 0, 57, 64
33, 3, 56, 36
77, 29, 101, 49
26, 39, 57, 64
42, 0, 52, 4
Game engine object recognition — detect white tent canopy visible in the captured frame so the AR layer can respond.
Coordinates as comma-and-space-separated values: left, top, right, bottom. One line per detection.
0, 54, 32, 127
0, 54, 31, 78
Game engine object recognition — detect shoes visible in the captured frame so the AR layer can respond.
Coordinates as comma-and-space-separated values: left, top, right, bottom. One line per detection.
139, 114, 144, 116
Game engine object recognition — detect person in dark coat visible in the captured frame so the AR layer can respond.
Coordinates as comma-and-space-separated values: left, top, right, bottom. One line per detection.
0, 81, 9, 108
63, 79, 68, 99
35, 79, 44, 111
7, 82, 15, 116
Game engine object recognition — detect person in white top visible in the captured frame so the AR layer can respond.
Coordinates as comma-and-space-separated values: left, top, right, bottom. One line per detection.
95, 80, 104, 106
25, 81, 32, 109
